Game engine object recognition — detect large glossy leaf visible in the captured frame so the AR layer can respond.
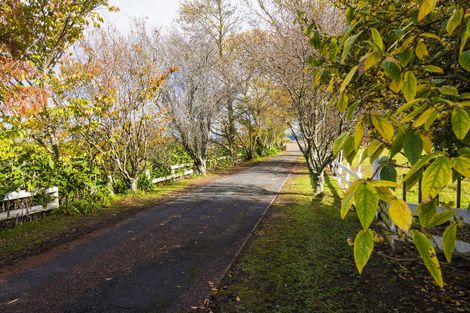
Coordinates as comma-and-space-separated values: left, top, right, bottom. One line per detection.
429, 210, 456, 227
354, 182, 378, 230
451, 107, 470, 140
337, 93, 349, 113
418, 0, 438, 21
341, 181, 360, 219
416, 41, 429, 60
380, 164, 397, 182
411, 230, 444, 288
459, 50, 470, 72
447, 8, 464, 36
333, 132, 351, 156
343, 135, 358, 164
452, 156, 470, 178
422, 156, 452, 201
340, 66, 358, 93
371, 114, 394, 143
371, 28, 384, 51
390, 130, 405, 158
403, 71, 417, 102
442, 223, 457, 263
403, 131, 423, 165
355, 116, 365, 151
382, 58, 401, 82
354, 229, 374, 274
389, 199, 412, 232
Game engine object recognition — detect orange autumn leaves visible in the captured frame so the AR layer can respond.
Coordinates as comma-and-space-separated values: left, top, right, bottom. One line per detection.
0, 49, 49, 116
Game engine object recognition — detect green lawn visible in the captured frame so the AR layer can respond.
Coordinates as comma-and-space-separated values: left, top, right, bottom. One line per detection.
350, 150, 470, 209
209, 164, 469, 313
211, 170, 376, 312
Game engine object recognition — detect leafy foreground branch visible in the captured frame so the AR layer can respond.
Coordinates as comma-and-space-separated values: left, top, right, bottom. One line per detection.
304, 0, 470, 287
201, 168, 469, 313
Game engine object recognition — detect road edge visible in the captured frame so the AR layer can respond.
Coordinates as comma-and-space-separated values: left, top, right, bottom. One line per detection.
215, 157, 300, 287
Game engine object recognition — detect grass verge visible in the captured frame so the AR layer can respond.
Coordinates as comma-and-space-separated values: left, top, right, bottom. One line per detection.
208, 164, 469, 313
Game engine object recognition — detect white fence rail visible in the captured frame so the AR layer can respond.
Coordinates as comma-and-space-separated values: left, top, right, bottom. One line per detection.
151, 156, 240, 184
152, 163, 195, 184
0, 187, 59, 222
331, 160, 362, 189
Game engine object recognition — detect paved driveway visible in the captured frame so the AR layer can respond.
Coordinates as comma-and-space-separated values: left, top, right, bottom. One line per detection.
0, 145, 301, 313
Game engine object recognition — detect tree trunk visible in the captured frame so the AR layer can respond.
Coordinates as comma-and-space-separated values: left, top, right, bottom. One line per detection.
107, 175, 114, 196
227, 102, 237, 160
194, 157, 207, 175
130, 178, 138, 192
313, 170, 325, 195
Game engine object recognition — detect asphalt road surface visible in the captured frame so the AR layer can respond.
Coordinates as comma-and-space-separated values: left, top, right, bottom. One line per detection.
0, 145, 301, 313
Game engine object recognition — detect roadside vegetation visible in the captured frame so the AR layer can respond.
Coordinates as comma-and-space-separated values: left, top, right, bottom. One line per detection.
206, 165, 469, 313
0, 150, 281, 263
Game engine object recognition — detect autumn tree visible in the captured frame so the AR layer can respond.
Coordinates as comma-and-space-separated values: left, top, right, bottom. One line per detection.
64, 25, 172, 192
159, 30, 227, 175
0, 0, 115, 160
178, 0, 243, 160
232, 31, 292, 158
247, 0, 347, 194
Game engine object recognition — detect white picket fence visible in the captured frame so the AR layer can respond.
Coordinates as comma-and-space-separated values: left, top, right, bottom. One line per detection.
331, 154, 469, 255
0, 187, 59, 222
152, 163, 195, 184
331, 160, 362, 189
0, 156, 240, 223
151, 156, 238, 184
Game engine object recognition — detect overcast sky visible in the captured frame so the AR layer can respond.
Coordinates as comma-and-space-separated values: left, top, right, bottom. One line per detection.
103, 0, 182, 32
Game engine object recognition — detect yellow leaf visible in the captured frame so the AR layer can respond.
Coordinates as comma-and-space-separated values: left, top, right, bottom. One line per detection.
371, 114, 394, 144
422, 65, 444, 74
447, 8, 464, 36
340, 66, 358, 93
413, 107, 436, 128
403, 71, 417, 102
422, 156, 452, 201
389, 199, 413, 232
452, 156, 470, 178
338, 93, 349, 113
341, 181, 361, 219
412, 230, 444, 287
416, 41, 429, 60
355, 116, 366, 151
418, 0, 439, 21
390, 79, 402, 93
420, 133, 433, 153
358, 53, 381, 74
354, 229, 374, 274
